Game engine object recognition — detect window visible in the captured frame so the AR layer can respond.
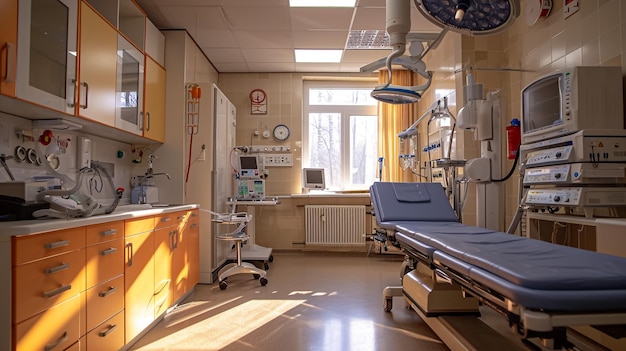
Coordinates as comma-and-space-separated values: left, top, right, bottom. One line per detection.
303, 81, 378, 190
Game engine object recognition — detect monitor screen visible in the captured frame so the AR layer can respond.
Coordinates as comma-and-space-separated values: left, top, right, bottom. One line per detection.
303, 168, 325, 190
239, 155, 260, 178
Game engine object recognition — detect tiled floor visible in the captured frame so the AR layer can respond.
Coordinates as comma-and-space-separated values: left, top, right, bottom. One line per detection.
127, 251, 449, 351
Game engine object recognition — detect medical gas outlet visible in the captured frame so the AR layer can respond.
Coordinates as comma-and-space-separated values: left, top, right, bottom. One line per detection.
251, 145, 291, 153
264, 154, 292, 167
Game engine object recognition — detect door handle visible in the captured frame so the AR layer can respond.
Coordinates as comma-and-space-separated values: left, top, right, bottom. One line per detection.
2, 42, 15, 83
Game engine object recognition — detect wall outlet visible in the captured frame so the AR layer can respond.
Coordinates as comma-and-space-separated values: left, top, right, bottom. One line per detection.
198, 144, 206, 161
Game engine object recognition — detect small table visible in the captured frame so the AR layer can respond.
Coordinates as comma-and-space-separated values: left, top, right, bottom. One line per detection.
226, 197, 279, 268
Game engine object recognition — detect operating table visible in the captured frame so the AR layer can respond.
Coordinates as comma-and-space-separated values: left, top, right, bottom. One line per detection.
370, 182, 626, 349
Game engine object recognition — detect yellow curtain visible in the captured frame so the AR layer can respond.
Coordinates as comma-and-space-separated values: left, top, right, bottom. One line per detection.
377, 69, 416, 182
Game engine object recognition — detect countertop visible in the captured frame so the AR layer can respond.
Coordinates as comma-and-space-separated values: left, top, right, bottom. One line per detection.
0, 204, 199, 237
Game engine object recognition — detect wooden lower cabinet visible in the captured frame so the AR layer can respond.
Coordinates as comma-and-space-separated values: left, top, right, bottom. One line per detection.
124, 228, 155, 343
14, 294, 82, 351
186, 209, 200, 290
10, 209, 199, 350
154, 225, 174, 317
86, 311, 125, 351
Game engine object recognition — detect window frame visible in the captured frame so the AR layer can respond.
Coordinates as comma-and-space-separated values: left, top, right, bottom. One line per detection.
302, 80, 378, 190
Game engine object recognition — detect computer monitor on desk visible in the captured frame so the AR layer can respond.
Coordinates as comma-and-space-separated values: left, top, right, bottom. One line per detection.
302, 168, 326, 193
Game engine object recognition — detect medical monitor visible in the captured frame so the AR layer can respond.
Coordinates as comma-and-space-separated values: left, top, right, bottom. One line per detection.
520, 66, 623, 144
303, 168, 326, 191
238, 155, 260, 179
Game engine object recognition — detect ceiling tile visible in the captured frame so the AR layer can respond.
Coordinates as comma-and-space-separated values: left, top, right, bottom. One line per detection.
213, 62, 250, 72
233, 30, 294, 49
295, 63, 341, 72
196, 29, 238, 48
290, 8, 354, 30
342, 49, 391, 63
292, 30, 348, 49
242, 49, 294, 63
206, 48, 246, 63
222, 7, 292, 30
351, 7, 386, 30
246, 62, 296, 72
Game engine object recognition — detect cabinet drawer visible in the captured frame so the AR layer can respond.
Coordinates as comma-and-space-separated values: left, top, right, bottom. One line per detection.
85, 239, 124, 288
13, 250, 85, 322
86, 311, 124, 351
85, 275, 124, 333
14, 294, 81, 351
13, 227, 85, 265
85, 221, 124, 246
155, 212, 174, 229
125, 216, 155, 236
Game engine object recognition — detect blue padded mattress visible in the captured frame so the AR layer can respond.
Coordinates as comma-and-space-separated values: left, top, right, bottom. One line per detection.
395, 226, 626, 311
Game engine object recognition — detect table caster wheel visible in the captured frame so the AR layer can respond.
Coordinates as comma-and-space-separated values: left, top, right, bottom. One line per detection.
269, 255, 274, 262
219, 281, 228, 290
384, 297, 392, 312
260, 277, 268, 286
253, 274, 260, 279
264, 262, 270, 270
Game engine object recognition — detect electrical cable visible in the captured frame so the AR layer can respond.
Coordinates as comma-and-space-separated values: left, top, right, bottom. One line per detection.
491, 143, 520, 182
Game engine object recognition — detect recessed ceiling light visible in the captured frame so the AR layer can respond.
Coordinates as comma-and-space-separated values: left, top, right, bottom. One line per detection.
346, 30, 390, 49
289, 0, 356, 7
295, 49, 343, 63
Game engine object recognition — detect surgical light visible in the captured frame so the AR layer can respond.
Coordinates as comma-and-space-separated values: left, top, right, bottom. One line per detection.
415, 0, 520, 36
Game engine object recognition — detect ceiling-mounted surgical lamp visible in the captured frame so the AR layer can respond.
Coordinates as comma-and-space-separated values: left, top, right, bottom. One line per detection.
371, 0, 433, 105
414, 0, 520, 36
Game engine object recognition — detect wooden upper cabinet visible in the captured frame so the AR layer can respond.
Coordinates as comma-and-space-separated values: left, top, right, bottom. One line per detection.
0, 0, 17, 97
144, 56, 166, 142
77, 2, 117, 125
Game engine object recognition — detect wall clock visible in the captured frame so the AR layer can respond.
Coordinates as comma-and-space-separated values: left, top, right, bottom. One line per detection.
273, 124, 290, 141
250, 89, 267, 114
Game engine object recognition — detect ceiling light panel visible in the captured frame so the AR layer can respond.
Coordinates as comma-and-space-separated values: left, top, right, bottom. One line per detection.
295, 49, 343, 63
290, 0, 356, 7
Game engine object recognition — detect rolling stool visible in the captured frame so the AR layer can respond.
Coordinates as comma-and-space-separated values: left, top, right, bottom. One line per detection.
210, 211, 268, 290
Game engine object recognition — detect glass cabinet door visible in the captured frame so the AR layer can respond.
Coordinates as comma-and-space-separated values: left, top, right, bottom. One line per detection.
115, 35, 144, 135
16, 0, 77, 114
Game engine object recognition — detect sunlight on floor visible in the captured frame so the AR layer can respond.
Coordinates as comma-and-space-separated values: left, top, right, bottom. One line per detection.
135, 299, 306, 350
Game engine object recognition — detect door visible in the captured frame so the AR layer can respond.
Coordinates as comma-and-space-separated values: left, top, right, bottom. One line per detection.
143, 56, 165, 142
0, 0, 17, 96
78, 2, 117, 124
124, 230, 154, 342
115, 34, 144, 134
16, 0, 77, 113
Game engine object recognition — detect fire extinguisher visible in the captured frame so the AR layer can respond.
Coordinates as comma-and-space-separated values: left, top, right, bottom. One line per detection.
506, 118, 521, 160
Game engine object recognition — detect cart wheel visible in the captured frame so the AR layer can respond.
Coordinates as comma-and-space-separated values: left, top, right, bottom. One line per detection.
384, 297, 393, 312
219, 281, 228, 290
260, 277, 268, 286
264, 262, 270, 270
269, 255, 274, 262
253, 274, 260, 279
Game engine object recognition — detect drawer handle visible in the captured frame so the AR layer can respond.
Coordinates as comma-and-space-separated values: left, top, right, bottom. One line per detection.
45, 263, 69, 274
44, 240, 69, 250
161, 217, 171, 222
100, 247, 117, 256
126, 243, 134, 267
98, 286, 117, 298
190, 223, 198, 228
44, 331, 68, 351
191, 212, 198, 217
43, 285, 72, 298
99, 324, 117, 337
100, 229, 117, 236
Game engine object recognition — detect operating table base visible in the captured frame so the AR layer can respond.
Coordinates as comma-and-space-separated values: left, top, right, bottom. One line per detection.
402, 266, 479, 317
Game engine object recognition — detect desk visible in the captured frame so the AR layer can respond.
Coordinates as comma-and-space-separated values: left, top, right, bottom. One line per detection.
226, 198, 279, 267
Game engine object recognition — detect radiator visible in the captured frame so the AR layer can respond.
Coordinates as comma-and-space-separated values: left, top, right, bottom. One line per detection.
305, 205, 366, 246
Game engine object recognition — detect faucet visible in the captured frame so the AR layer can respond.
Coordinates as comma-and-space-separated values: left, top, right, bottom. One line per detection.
144, 153, 171, 180
136, 153, 170, 204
